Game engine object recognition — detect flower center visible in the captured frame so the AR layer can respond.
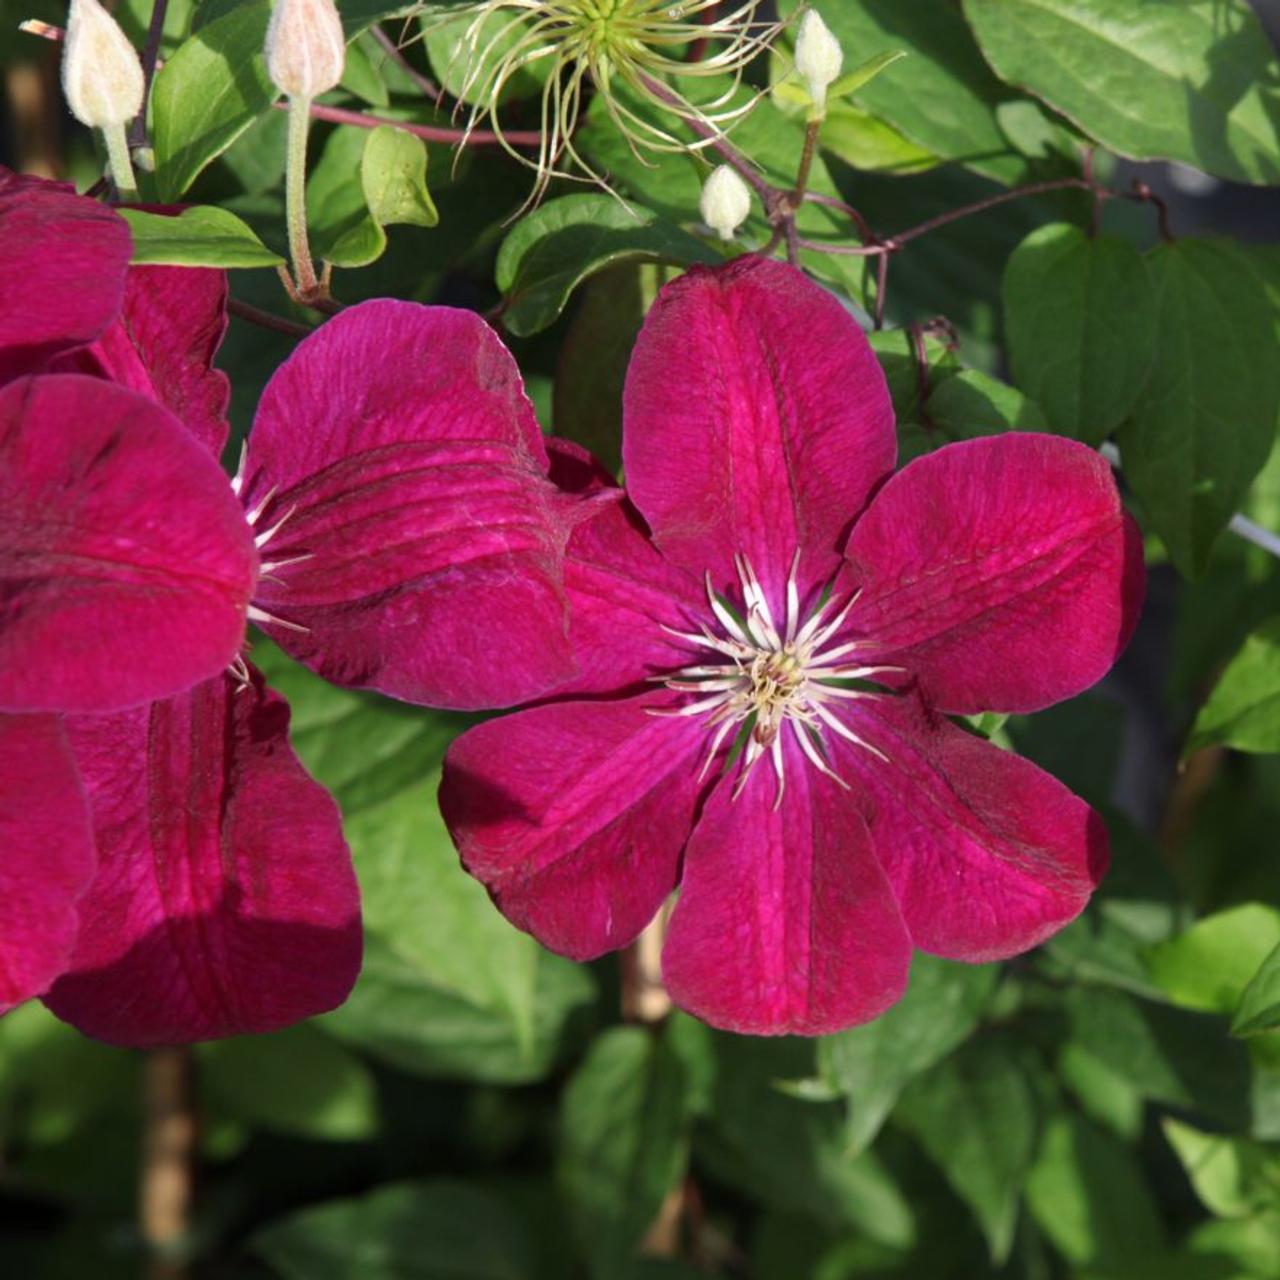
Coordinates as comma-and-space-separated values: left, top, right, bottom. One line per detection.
657, 553, 895, 806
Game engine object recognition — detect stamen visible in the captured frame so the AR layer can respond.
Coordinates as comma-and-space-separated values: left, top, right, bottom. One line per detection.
247, 604, 310, 635
243, 484, 278, 527
656, 550, 895, 801
254, 504, 298, 550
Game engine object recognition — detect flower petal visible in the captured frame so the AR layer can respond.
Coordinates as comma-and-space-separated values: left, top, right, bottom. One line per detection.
44, 669, 361, 1046
0, 374, 257, 714
662, 746, 911, 1035
835, 693, 1108, 962
622, 257, 895, 594
0, 170, 130, 381
558, 491, 704, 695
441, 694, 706, 961
0, 713, 96, 1013
842, 434, 1144, 714
241, 300, 575, 709
52, 265, 232, 459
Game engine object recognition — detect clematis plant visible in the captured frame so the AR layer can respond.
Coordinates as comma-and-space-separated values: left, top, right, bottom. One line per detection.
0, 171, 583, 1043
442, 256, 1144, 1036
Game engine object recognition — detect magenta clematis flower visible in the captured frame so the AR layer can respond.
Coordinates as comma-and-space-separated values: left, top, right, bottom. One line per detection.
441, 257, 1144, 1035
1, 168, 584, 1043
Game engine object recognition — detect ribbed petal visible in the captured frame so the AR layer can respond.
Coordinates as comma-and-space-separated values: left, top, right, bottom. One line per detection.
441, 694, 706, 960
0, 713, 96, 1013
662, 745, 911, 1035
622, 257, 895, 598
841, 434, 1144, 714
53, 265, 232, 458
0, 169, 130, 382
557, 491, 704, 695
241, 300, 575, 709
833, 693, 1108, 962
0, 375, 257, 713
45, 668, 361, 1046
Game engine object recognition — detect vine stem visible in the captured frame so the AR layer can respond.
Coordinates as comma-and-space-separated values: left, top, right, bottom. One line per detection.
140, 1047, 198, 1280
226, 296, 312, 338
102, 120, 139, 201
128, 0, 170, 149
284, 95, 319, 298
282, 100, 546, 147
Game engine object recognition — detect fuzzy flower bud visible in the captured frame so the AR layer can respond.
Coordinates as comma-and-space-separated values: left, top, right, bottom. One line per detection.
700, 165, 752, 242
794, 9, 843, 110
61, 0, 145, 129
265, 0, 346, 100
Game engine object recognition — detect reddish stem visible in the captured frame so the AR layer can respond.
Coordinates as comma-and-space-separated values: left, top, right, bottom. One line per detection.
285, 101, 545, 147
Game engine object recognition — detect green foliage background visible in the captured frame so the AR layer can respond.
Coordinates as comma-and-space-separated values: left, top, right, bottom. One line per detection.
5, 0, 1280, 1276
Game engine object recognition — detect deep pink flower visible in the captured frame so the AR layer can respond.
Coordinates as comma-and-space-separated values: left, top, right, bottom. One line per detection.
0, 713, 95, 1014
1, 169, 581, 1042
441, 257, 1144, 1035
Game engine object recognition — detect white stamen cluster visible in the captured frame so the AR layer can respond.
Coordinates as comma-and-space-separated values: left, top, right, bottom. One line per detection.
657, 552, 893, 807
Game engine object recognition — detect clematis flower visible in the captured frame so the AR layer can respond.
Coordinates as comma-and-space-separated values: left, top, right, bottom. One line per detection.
441, 256, 1144, 1035
1, 168, 584, 1042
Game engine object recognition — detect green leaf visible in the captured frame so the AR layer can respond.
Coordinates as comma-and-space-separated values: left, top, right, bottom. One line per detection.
199, 1025, 377, 1142
1116, 238, 1280, 577
558, 1026, 693, 1277
1147, 903, 1280, 1015
1003, 223, 1157, 443
495, 194, 719, 337
362, 124, 439, 229
1162, 1117, 1280, 1219
1188, 617, 1280, 755
152, 0, 278, 201
118, 206, 283, 268
817, 954, 997, 1153
322, 778, 595, 1084
553, 263, 672, 475
309, 125, 438, 269
778, 0, 1028, 185
896, 1037, 1039, 1262
866, 329, 961, 428
1025, 1113, 1166, 1269
423, 4, 549, 106
1063, 986, 1253, 1130
962, 0, 1280, 186
250, 1180, 531, 1280
252, 646, 595, 1084
925, 368, 1050, 435
700, 1036, 915, 1247
1235, 943, 1280, 1037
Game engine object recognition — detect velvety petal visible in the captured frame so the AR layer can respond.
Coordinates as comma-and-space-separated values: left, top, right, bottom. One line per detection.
45, 668, 361, 1046
842, 434, 1144, 715
662, 746, 912, 1035
0, 170, 130, 382
834, 693, 1108, 962
0, 714, 96, 1013
558, 491, 705, 695
52, 265, 232, 458
441, 694, 706, 961
622, 257, 895, 596
0, 375, 257, 713
241, 299, 575, 709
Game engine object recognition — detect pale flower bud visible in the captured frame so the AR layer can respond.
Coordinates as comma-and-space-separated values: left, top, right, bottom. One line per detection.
700, 165, 752, 242
62, 0, 145, 129
265, 0, 346, 100
794, 9, 843, 110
